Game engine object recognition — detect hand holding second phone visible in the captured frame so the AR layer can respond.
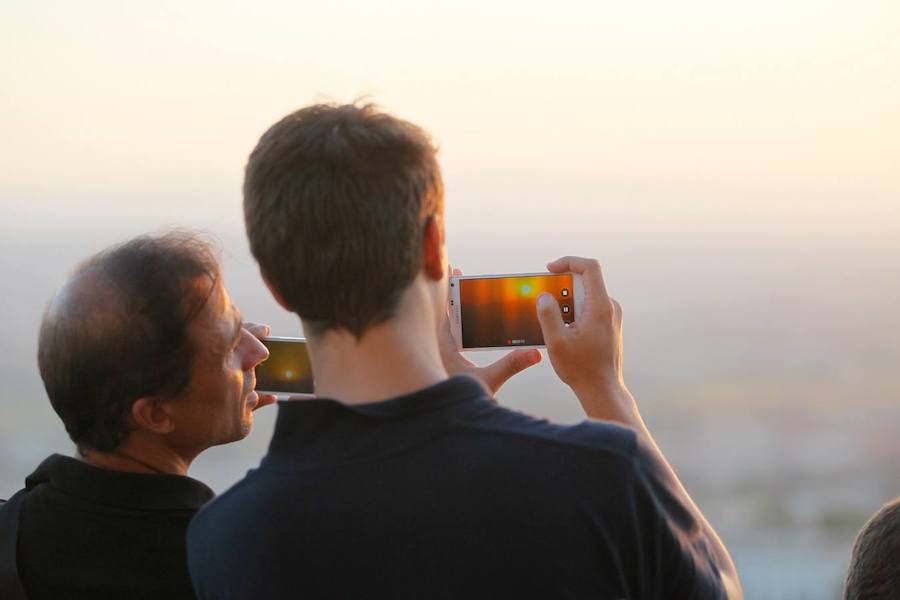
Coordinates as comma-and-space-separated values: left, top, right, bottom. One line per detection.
535, 256, 636, 424
242, 322, 279, 410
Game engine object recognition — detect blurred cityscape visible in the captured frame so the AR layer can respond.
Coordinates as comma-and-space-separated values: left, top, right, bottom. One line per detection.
1, 180, 898, 599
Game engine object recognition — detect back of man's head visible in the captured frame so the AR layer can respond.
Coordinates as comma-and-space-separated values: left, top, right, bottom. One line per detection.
38, 232, 220, 452
243, 102, 443, 339
845, 497, 900, 599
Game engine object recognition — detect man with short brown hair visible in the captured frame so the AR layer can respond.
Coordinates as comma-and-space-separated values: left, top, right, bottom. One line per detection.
188, 103, 742, 599
243, 102, 446, 339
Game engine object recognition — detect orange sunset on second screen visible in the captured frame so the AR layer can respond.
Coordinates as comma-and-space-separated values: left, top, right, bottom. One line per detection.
459, 274, 574, 349
255, 340, 315, 394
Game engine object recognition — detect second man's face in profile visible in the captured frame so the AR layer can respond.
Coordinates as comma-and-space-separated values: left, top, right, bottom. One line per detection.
164, 278, 270, 451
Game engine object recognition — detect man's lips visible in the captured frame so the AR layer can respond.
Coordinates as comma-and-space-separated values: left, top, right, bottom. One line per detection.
244, 376, 259, 409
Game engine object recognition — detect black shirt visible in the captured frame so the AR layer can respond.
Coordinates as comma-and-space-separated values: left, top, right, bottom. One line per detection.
188, 376, 726, 599
13, 454, 213, 599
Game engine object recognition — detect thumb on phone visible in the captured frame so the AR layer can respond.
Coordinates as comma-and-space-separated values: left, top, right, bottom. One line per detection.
475, 348, 542, 395
536, 293, 566, 347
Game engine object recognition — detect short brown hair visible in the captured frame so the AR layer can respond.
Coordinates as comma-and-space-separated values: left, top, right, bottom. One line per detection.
243, 103, 443, 338
845, 497, 900, 599
38, 232, 220, 452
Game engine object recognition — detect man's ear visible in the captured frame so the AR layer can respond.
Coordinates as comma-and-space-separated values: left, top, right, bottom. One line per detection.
131, 396, 176, 435
422, 215, 445, 282
263, 274, 292, 311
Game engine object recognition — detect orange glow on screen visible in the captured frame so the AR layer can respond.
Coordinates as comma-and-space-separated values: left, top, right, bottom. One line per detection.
256, 340, 314, 393
459, 274, 573, 348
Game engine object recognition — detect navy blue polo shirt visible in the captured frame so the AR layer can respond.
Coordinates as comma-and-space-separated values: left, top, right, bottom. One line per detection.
188, 376, 726, 599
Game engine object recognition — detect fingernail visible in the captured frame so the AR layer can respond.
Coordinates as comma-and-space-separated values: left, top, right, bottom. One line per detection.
537, 293, 553, 307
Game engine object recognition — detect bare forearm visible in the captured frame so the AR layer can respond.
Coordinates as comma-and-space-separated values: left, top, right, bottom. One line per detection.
573, 383, 744, 599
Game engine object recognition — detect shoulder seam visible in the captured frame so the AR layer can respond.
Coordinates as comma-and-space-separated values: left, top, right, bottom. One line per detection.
452, 418, 639, 463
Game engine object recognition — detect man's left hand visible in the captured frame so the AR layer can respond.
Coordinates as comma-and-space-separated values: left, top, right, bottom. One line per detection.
438, 268, 541, 395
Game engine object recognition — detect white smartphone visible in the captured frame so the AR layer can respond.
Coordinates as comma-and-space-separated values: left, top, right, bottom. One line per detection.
449, 272, 584, 351
255, 336, 315, 396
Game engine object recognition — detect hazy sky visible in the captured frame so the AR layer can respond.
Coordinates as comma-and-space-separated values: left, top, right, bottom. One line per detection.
2, 0, 898, 194
2, 9, 897, 595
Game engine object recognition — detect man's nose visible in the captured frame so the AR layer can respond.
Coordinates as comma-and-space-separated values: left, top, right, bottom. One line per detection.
243, 333, 269, 370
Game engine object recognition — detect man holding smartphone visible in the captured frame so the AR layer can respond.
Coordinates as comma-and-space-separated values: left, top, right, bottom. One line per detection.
188, 103, 742, 599
0, 232, 273, 599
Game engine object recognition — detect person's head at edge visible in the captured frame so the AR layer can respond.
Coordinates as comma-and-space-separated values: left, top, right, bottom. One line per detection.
244, 103, 458, 400
844, 497, 900, 599
37, 231, 270, 474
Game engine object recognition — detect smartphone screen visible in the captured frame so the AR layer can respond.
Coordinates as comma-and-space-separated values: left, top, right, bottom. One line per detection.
458, 273, 574, 349
256, 338, 314, 394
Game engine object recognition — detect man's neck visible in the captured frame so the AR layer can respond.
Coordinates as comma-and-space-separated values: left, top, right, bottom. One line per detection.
307, 300, 448, 405
79, 436, 194, 476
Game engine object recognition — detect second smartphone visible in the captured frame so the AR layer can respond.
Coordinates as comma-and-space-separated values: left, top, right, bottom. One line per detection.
449, 272, 583, 351
255, 336, 315, 396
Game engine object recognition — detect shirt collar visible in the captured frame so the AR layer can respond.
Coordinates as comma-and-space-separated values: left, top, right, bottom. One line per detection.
264, 375, 493, 470
25, 454, 214, 510
315, 374, 490, 417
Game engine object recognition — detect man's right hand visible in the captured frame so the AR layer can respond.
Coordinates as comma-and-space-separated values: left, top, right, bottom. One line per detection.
536, 256, 743, 598
535, 256, 633, 422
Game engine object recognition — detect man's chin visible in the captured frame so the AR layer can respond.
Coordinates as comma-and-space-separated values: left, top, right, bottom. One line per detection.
239, 400, 256, 437
239, 414, 253, 439
214, 393, 257, 444
209, 417, 252, 448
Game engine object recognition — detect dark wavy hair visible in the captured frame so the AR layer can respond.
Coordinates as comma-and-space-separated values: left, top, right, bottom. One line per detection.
37, 231, 220, 452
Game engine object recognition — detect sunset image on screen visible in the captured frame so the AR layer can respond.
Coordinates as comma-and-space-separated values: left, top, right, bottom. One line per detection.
255, 340, 314, 394
459, 274, 574, 348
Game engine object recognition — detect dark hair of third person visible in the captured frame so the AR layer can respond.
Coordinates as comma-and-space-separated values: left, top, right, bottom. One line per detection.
37, 232, 220, 452
243, 102, 444, 338
844, 497, 900, 599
